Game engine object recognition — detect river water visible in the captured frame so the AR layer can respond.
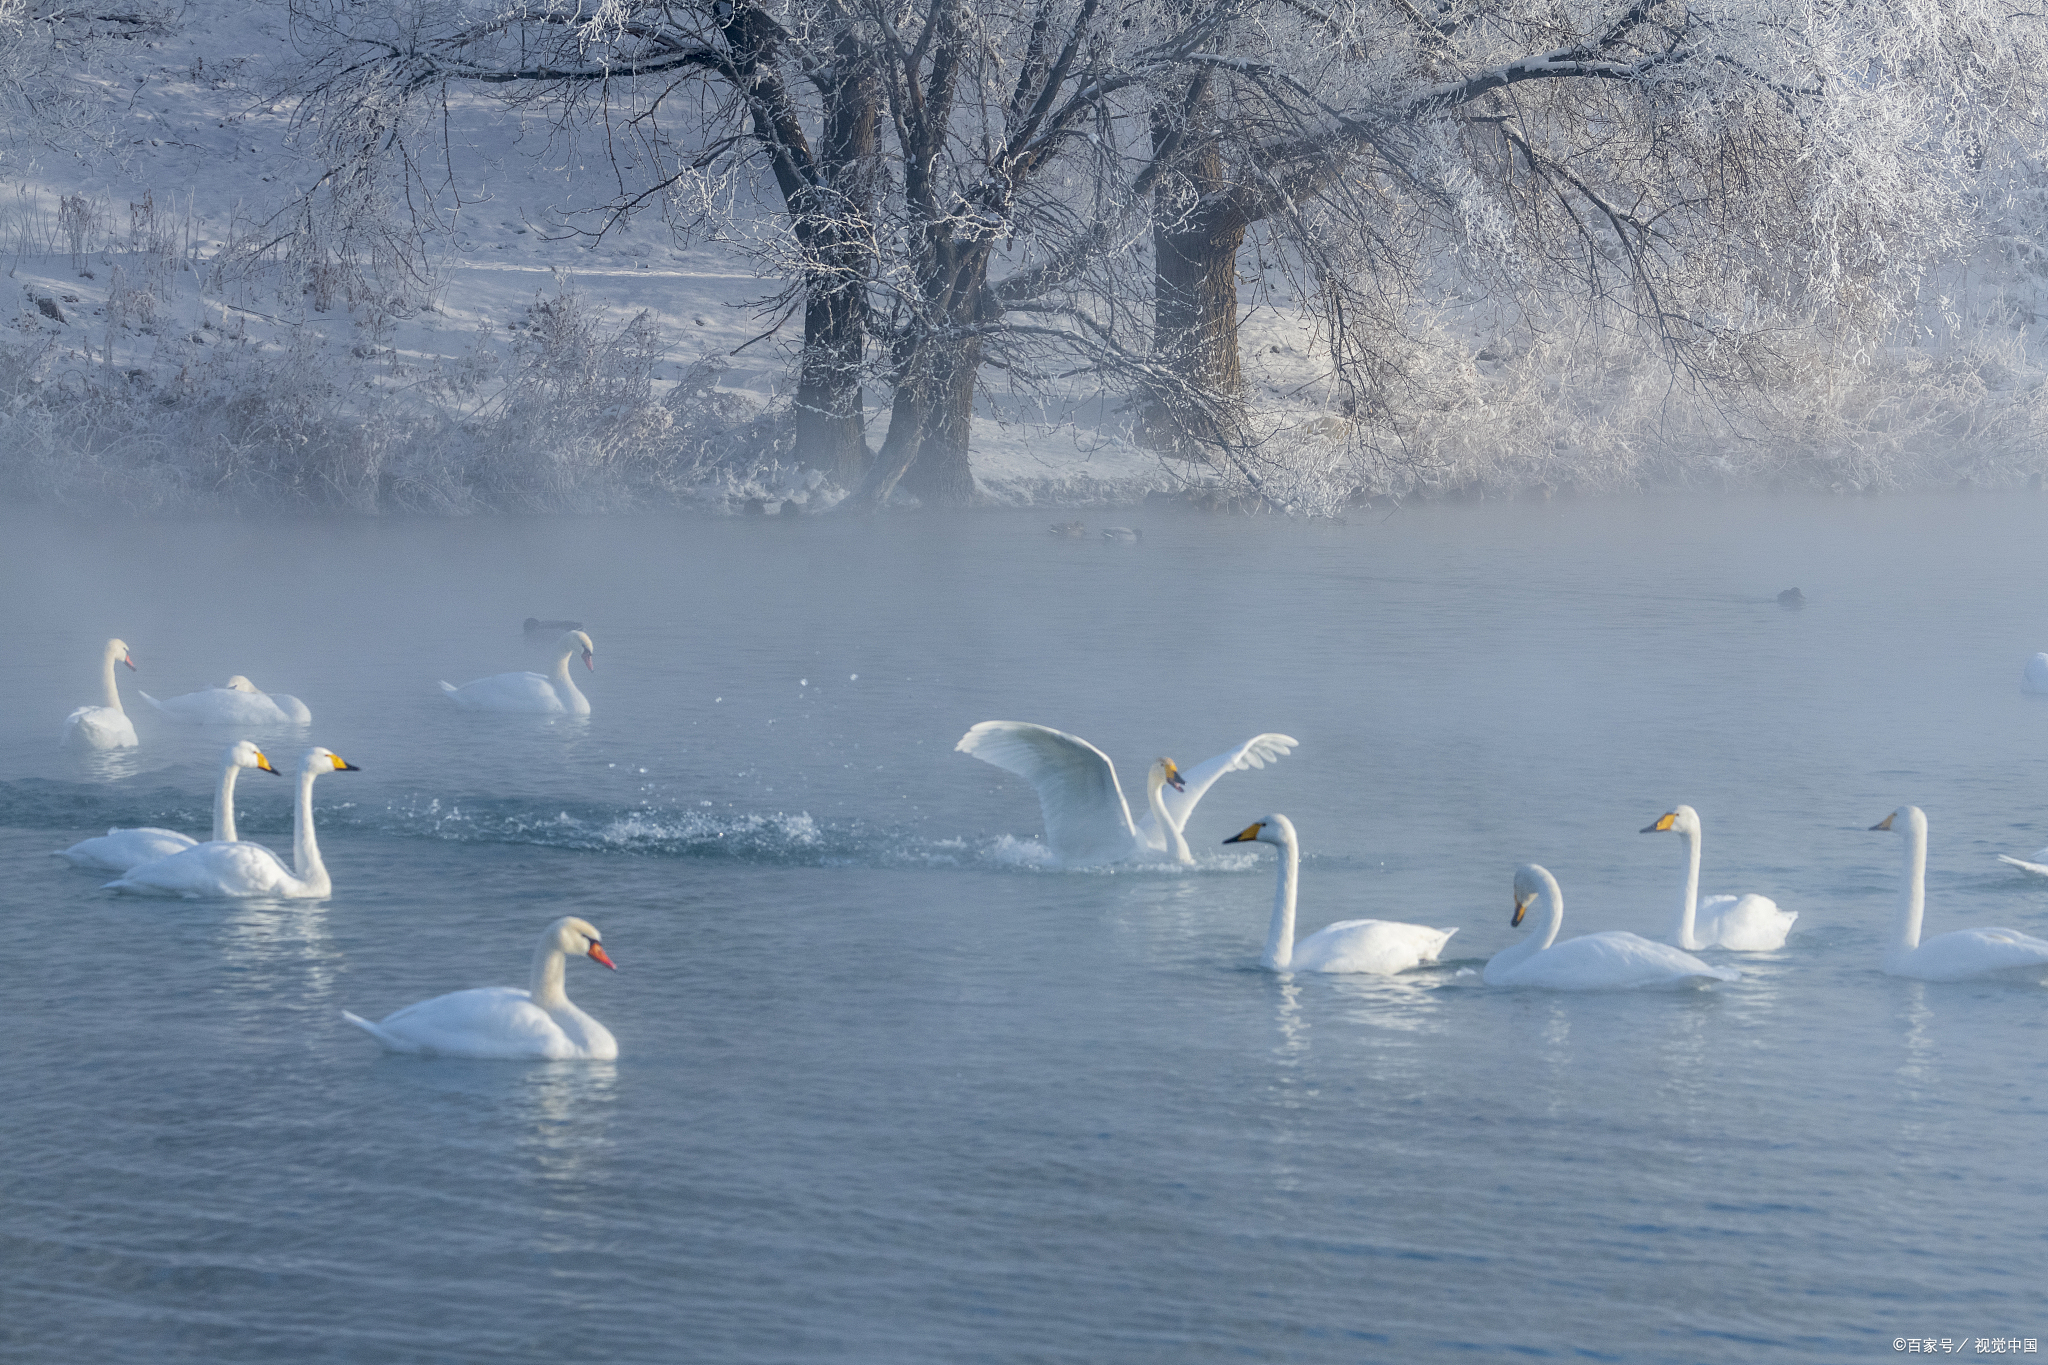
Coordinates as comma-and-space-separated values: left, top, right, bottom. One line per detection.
2, 496, 2045, 1362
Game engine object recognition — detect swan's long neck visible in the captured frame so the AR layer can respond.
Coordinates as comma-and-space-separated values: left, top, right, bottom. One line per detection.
1895, 819, 1927, 954
1485, 868, 1566, 983
212, 760, 241, 843
550, 648, 589, 715
529, 941, 569, 1009
1145, 768, 1192, 863
100, 643, 125, 713
290, 766, 330, 893
1261, 828, 1300, 970
1673, 824, 1703, 949
1531, 875, 1556, 949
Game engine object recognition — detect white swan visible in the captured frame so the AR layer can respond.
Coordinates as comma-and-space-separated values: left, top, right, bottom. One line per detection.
1484, 864, 1740, 990
1224, 814, 1456, 974
343, 916, 618, 1060
141, 675, 311, 725
956, 721, 1297, 866
57, 740, 279, 871
1640, 805, 1796, 950
64, 638, 138, 748
105, 747, 359, 898
440, 631, 595, 715
2024, 653, 2048, 695
1996, 846, 2048, 877
1872, 806, 2048, 981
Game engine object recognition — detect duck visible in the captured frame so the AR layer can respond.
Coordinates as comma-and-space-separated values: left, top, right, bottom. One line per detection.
343, 917, 618, 1059
1483, 864, 1740, 990
64, 638, 138, 748
57, 740, 279, 871
1224, 814, 1456, 973
1872, 806, 2048, 980
1777, 587, 1805, 608
1640, 805, 1795, 950
442, 630, 595, 715
141, 675, 311, 725
104, 747, 359, 898
957, 722, 1296, 866
1102, 526, 1142, 542
1048, 521, 1086, 538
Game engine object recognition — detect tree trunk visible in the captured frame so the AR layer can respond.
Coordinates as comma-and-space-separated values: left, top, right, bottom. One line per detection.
790, 35, 879, 486
837, 238, 993, 510
790, 258, 870, 485
1148, 89, 1249, 455
1155, 206, 1246, 407
899, 331, 982, 504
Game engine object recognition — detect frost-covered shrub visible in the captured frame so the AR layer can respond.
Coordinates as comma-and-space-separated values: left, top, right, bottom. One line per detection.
0, 285, 789, 513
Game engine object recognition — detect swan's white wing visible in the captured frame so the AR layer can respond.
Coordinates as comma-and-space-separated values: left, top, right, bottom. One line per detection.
1495, 931, 1739, 990
57, 827, 197, 871
1136, 733, 1297, 842
140, 687, 294, 725
1291, 920, 1457, 975
956, 722, 1138, 866
1694, 893, 1796, 951
1997, 853, 2048, 878
106, 840, 298, 897
267, 693, 313, 724
353, 987, 581, 1059
65, 705, 137, 748
440, 671, 566, 713
1892, 928, 2048, 981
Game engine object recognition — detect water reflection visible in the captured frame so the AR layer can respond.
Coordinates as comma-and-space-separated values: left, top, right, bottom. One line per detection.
65, 747, 146, 783
1897, 980, 1937, 1093
517, 1062, 618, 1188
214, 901, 342, 1017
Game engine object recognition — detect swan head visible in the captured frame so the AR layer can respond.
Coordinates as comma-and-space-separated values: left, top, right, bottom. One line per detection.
1640, 804, 1700, 835
549, 915, 616, 970
300, 746, 361, 774
1870, 806, 1925, 836
1223, 813, 1295, 847
561, 630, 596, 672
107, 639, 136, 670
223, 675, 259, 693
1149, 758, 1186, 793
1511, 863, 1555, 927
228, 740, 279, 775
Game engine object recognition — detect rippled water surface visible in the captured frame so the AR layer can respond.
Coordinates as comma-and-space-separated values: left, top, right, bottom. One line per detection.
4, 497, 2047, 1362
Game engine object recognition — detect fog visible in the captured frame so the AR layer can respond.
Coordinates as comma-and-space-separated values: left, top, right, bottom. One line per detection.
7, 495, 2048, 1361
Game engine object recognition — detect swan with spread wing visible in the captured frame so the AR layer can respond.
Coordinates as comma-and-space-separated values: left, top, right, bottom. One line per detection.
956, 721, 1296, 866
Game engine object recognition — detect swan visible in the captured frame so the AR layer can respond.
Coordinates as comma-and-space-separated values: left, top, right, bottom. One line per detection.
1996, 846, 2048, 877
956, 721, 1297, 866
2024, 653, 2048, 695
442, 631, 595, 715
1484, 864, 1740, 990
104, 747, 360, 898
1640, 805, 1796, 950
343, 916, 618, 1060
1224, 814, 1456, 973
64, 638, 138, 748
57, 740, 279, 871
141, 675, 311, 725
1871, 807, 2048, 981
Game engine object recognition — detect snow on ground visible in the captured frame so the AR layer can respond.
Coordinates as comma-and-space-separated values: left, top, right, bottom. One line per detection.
3, 1, 1259, 508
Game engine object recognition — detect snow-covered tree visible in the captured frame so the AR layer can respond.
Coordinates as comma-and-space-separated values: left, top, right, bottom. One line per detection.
275, 0, 2048, 505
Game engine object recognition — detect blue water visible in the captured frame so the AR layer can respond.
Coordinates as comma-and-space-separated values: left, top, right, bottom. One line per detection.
2, 497, 2046, 1362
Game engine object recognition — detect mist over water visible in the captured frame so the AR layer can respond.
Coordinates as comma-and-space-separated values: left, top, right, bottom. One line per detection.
4, 496, 2047, 1361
